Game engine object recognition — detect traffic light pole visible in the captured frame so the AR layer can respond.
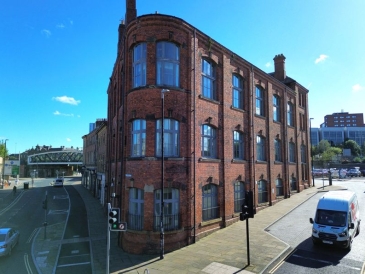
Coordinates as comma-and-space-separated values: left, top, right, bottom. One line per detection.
43, 191, 48, 240
246, 218, 250, 266
107, 203, 111, 274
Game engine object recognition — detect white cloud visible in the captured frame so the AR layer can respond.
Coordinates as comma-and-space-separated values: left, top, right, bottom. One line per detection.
265, 62, 271, 68
56, 24, 65, 29
52, 96, 80, 105
66, 138, 71, 142
53, 111, 74, 117
352, 84, 363, 92
315, 54, 328, 64
41, 29, 51, 37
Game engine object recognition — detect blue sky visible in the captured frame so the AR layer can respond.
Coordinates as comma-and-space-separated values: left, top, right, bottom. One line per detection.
1, 0, 364, 153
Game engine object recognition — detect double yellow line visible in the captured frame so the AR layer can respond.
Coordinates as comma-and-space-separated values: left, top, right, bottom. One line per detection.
24, 253, 33, 274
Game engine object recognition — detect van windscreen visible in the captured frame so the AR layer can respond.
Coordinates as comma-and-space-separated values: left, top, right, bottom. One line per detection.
316, 209, 347, 227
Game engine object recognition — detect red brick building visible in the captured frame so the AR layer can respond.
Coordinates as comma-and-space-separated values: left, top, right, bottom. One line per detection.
106, 0, 311, 254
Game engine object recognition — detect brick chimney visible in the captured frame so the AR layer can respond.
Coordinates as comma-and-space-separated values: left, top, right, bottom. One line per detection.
125, 0, 137, 25
273, 54, 286, 81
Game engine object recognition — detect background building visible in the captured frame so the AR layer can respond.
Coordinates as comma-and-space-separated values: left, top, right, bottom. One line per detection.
323, 112, 364, 127
105, 0, 311, 254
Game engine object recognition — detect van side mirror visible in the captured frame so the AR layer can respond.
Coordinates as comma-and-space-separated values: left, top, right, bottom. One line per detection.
350, 222, 355, 229
309, 218, 314, 224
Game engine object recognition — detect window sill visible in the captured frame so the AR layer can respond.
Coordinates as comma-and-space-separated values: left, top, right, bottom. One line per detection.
230, 106, 245, 113
199, 158, 221, 163
274, 161, 283, 165
231, 159, 246, 163
254, 114, 266, 119
201, 217, 222, 227
198, 94, 220, 105
256, 160, 267, 164
127, 157, 185, 161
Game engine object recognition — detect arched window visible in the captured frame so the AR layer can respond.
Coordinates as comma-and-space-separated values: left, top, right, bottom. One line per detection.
274, 139, 282, 162
273, 95, 280, 122
201, 125, 217, 158
156, 42, 179, 87
156, 119, 179, 157
275, 178, 283, 197
291, 176, 297, 191
255, 86, 264, 116
202, 59, 216, 100
258, 180, 268, 203
256, 135, 266, 161
232, 74, 243, 109
301, 144, 306, 163
128, 188, 144, 230
154, 188, 180, 231
289, 141, 295, 163
287, 102, 294, 126
202, 184, 218, 221
233, 131, 244, 160
234, 181, 245, 212
131, 119, 146, 157
133, 43, 147, 88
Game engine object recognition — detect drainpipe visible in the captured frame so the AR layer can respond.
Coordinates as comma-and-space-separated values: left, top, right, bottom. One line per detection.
250, 66, 256, 202
193, 28, 197, 244
284, 88, 289, 198
266, 79, 272, 204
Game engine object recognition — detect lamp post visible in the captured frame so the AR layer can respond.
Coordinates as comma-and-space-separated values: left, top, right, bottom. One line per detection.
160, 88, 169, 260
310, 118, 314, 187
2, 139, 8, 185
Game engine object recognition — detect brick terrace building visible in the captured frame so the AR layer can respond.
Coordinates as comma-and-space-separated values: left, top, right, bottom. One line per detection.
106, 0, 311, 254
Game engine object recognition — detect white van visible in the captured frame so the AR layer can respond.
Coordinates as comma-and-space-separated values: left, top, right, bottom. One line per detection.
309, 190, 360, 250
53, 178, 64, 187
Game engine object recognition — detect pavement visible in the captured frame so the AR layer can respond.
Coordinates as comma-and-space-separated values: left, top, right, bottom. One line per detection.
1, 178, 364, 274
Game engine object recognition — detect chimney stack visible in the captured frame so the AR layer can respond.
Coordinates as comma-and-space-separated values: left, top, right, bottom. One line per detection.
273, 54, 286, 81
125, 0, 137, 25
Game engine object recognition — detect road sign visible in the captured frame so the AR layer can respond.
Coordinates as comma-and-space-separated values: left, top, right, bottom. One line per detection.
110, 222, 127, 232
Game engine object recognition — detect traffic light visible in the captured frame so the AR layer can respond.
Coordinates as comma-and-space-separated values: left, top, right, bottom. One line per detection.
109, 208, 120, 230
245, 190, 255, 218
42, 199, 47, 209
108, 208, 128, 231
240, 205, 248, 221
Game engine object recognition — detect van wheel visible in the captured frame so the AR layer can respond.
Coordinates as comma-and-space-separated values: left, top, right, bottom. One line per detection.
356, 223, 360, 236
347, 240, 352, 251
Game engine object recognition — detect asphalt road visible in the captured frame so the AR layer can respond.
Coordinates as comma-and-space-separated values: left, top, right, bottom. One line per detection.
267, 178, 365, 274
0, 179, 51, 273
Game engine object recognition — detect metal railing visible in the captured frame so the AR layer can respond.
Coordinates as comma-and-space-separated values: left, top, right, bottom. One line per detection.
202, 206, 219, 221
153, 213, 181, 231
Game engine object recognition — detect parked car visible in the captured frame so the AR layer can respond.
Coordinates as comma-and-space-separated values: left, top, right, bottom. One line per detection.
0, 228, 20, 257
360, 170, 365, 176
312, 169, 324, 177
347, 169, 361, 177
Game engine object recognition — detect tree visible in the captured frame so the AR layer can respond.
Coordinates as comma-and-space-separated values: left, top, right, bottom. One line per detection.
0, 144, 8, 159
321, 147, 342, 162
343, 140, 361, 157
317, 140, 331, 154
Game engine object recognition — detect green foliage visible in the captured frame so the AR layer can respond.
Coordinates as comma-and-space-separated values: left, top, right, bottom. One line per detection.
0, 144, 8, 159
317, 140, 331, 154
353, 157, 362, 163
343, 140, 361, 156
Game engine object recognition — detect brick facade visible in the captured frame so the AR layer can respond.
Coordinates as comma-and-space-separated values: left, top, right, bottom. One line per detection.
106, 0, 311, 254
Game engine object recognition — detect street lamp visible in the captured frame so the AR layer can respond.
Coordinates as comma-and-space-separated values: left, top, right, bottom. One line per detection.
3, 139, 9, 184
310, 118, 314, 187
160, 88, 169, 260
2, 139, 8, 185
